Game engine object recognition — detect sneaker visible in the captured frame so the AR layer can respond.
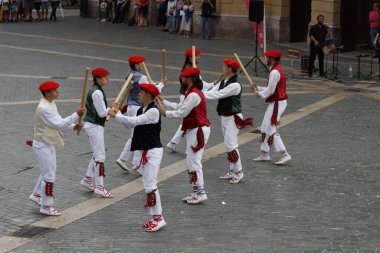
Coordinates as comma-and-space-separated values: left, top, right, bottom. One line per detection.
187, 193, 207, 205
219, 171, 234, 180
182, 192, 197, 202
94, 186, 113, 198
29, 193, 41, 206
230, 171, 244, 184
40, 206, 61, 216
252, 155, 270, 162
275, 155, 292, 165
115, 159, 130, 172
166, 142, 177, 152
80, 178, 95, 191
146, 217, 167, 232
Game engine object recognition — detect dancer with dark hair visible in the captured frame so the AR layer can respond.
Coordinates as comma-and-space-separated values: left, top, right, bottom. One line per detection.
159, 67, 211, 205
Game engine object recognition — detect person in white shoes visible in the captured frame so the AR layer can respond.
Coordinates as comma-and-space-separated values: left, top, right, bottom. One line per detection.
80, 67, 113, 198
116, 55, 165, 173
159, 67, 211, 205
203, 59, 253, 184
165, 48, 215, 152
30, 81, 84, 216
108, 83, 167, 232
251, 50, 292, 165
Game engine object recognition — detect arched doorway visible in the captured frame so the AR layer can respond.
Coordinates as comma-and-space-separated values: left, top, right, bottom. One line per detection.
290, 0, 312, 42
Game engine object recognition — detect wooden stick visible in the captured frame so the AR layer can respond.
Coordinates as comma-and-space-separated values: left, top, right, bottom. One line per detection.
192, 46, 197, 68
214, 73, 225, 85
117, 74, 134, 110
162, 49, 166, 79
142, 62, 154, 84
106, 73, 134, 121
234, 53, 253, 85
155, 97, 164, 110
77, 68, 90, 135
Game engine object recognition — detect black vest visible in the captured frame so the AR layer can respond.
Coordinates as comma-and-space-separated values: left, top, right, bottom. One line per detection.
84, 83, 108, 127
216, 75, 242, 115
130, 102, 162, 151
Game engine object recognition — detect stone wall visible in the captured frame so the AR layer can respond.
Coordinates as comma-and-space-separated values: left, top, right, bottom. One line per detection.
84, 0, 342, 43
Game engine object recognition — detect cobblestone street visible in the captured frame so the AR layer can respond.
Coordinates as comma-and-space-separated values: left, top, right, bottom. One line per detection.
0, 13, 379, 252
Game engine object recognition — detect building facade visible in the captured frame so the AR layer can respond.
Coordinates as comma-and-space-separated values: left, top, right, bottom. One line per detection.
85, 0, 372, 51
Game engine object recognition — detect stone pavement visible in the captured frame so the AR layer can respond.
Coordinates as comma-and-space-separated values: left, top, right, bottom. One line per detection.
0, 14, 379, 252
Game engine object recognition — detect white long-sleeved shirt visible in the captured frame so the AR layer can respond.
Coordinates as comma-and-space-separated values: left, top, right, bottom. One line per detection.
165, 92, 201, 119
203, 78, 241, 100
92, 90, 109, 118
115, 106, 160, 129
257, 69, 280, 99
163, 95, 185, 110
137, 75, 165, 92
40, 105, 78, 130
200, 75, 214, 91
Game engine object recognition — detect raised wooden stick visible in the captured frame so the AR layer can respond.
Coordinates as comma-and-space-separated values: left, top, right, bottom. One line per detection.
234, 53, 254, 86
192, 46, 197, 68
214, 73, 225, 85
77, 68, 90, 135
142, 62, 154, 83
162, 49, 166, 79
106, 73, 134, 120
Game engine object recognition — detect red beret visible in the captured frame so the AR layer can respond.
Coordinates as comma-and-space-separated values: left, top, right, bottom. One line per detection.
180, 67, 201, 77
92, 67, 110, 77
223, 58, 240, 70
129, 55, 145, 65
264, 50, 283, 58
185, 48, 201, 57
39, 81, 60, 92
140, 83, 160, 98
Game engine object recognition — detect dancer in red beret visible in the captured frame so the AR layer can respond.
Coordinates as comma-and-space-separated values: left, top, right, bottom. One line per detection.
108, 84, 166, 232
165, 48, 216, 152
115, 55, 166, 175
29, 81, 84, 216
79, 67, 114, 198
203, 58, 253, 184
251, 50, 292, 165
159, 67, 211, 204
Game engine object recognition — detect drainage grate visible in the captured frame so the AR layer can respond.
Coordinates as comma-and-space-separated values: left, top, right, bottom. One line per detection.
12, 226, 55, 238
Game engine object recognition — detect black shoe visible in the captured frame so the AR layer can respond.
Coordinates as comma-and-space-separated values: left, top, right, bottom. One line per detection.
373, 54, 379, 58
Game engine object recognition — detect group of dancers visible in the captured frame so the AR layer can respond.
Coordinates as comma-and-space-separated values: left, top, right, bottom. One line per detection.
28, 48, 291, 232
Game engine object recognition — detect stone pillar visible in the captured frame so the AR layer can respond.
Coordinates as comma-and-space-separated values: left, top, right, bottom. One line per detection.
265, 0, 291, 42
310, 0, 341, 40
192, 0, 252, 40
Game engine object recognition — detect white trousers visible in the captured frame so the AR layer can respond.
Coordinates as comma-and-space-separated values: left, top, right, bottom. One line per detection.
221, 114, 242, 172
135, 148, 163, 216
169, 124, 184, 145
84, 122, 106, 186
186, 126, 210, 188
119, 105, 140, 162
260, 100, 287, 153
32, 140, 56, 206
